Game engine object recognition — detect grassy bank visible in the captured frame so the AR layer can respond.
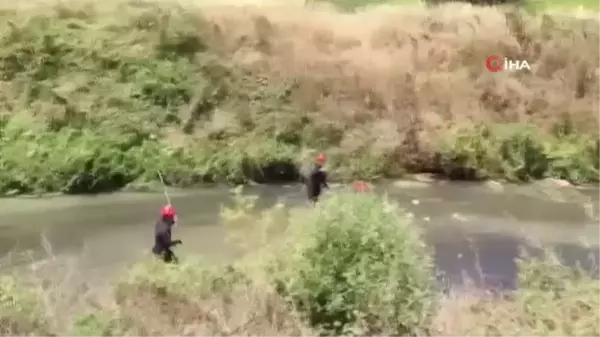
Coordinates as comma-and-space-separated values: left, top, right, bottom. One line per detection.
0, 191, 597, 336
314, 0, 600, 12
0, 0, 598, 196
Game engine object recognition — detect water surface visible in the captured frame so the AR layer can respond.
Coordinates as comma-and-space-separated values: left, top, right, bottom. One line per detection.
0, 181, 597, 291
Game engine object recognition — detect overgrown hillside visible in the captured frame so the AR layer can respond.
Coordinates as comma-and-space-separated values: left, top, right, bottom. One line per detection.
0, 0, 598, 195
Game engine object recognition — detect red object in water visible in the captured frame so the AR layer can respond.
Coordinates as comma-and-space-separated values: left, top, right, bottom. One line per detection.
316, 153, 327, 164
353, 181, 369, 192
160, 205, 176, 218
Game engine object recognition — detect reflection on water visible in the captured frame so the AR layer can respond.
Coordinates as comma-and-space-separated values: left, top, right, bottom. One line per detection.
0, 181, 597, 290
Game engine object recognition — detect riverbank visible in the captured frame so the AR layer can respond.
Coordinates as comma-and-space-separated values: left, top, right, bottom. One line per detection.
0, 0, 597, 196
1, 191, 597, 336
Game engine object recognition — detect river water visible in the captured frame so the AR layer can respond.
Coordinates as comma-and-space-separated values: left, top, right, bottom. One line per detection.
0, 181, 597, 291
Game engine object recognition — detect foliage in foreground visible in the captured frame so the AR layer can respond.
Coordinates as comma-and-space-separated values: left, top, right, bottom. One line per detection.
0, 276, 51, 335
223, 190, 437, 335
0, 0, 598, 195
262, 193, 436, 335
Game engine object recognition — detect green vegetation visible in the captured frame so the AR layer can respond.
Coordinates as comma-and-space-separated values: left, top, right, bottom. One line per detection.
0, 276, 51, 335
0, 0, 304, 195
527, 0, 600, 11
310, 0, 420, 11
263, 193, 435, 335
439, 124, 599, 182
312, 0, 600, 12
1, 191, 598, 335
0, 0, 597, 196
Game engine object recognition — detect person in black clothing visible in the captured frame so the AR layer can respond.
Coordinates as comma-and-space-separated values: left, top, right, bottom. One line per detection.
152, 205, 182, 263
305, 154, 329, 204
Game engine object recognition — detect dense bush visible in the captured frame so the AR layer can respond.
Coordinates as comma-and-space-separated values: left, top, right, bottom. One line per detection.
215, 189, 438, 335
262, 193, 437, 335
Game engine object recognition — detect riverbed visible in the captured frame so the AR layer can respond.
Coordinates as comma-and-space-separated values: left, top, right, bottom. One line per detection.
0, 181, 597, 292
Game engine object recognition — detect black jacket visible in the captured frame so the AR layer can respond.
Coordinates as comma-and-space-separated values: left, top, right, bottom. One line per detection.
152, 219, 178, 255
305, 164, 329, 199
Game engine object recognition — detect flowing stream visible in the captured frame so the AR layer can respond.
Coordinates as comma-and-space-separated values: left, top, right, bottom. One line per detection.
0, 181, 597, 292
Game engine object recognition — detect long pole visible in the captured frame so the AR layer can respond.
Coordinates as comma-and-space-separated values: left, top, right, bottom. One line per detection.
156, 169, 171, 206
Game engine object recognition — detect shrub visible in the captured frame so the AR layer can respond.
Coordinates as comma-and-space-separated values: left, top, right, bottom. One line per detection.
0, 276, 51, 335
70, 312, 129, 336
514, 252, 600, 336
105, 258, 309, 336
117, 257, 250, 299
438, 124, 599, 183
263, 192, 437, 335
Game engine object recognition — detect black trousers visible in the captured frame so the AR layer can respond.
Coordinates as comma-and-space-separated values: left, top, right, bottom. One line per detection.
308, 190, 321, 203
153, 248, 178, 264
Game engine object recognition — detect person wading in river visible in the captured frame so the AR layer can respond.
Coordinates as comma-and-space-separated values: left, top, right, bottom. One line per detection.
305, 154, 329, 204
152, 205, 182, 264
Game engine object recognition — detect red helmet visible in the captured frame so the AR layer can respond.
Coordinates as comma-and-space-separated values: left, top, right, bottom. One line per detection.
160, 205, 176, 218
316, 153, 327, 164
353, 181, 370, 192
